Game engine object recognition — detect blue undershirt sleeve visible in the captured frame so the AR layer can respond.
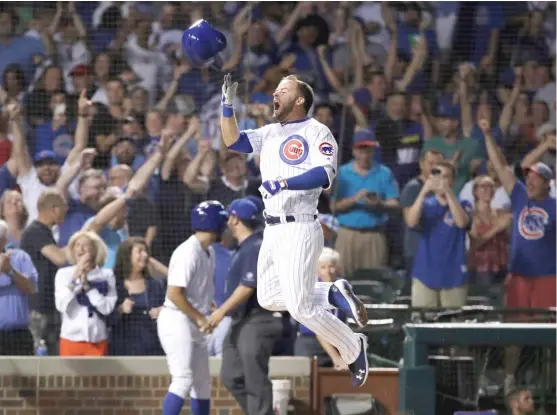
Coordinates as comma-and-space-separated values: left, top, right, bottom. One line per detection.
228, 132, 254, 154
285, 166, 331, 190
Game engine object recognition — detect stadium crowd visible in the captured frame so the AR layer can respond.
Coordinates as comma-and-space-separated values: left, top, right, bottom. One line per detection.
0, 0, 555, 398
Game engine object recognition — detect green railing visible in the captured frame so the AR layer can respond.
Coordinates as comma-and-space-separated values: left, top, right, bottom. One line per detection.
398, 322, 556, 415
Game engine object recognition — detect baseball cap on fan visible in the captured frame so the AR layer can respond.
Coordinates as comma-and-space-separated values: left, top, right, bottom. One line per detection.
34, 150, 59, 165
524, 162, 553, 181
352, 129, 379, 148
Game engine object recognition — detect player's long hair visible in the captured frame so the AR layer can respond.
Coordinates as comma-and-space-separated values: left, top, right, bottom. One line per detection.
113, 236, 151, 281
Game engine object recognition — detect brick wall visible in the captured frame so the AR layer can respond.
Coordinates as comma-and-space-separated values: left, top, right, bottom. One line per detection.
0, 358, 312, 415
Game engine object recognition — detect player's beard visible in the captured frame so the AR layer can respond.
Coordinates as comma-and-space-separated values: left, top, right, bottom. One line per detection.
273, 100, 295, 122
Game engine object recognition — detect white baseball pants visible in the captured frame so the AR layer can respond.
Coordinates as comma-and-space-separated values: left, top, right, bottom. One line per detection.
257, 220, 361, 364
157, 307, 211, 399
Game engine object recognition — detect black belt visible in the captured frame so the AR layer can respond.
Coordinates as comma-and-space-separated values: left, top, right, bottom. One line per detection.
264, 214, 317, 225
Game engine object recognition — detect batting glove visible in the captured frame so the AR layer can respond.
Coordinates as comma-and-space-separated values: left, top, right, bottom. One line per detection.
259, 177, 288, 199
221, 74, 238, 117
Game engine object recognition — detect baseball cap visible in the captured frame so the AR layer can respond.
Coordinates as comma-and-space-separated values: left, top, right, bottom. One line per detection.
70, 64, 89, 77
525, 162, 553, 180
227, 199, 259, 220
353, 129, 378, 148
34, 150, 58, 165
244, 195, 264, 214
436, 96, 460, 120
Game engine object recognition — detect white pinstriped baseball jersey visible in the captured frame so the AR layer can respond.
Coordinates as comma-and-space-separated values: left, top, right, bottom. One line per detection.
164, 235, 215, 316
244, 117, 338, 215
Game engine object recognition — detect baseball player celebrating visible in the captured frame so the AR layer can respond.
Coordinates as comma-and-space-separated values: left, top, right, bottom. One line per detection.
157, 201, 228, 415
220, 74, 370, 387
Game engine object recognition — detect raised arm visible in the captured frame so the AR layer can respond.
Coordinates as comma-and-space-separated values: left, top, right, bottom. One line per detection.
56, 148, 96, 196
68, 1, 87, 39
160, 117, 199, 180
404, 178, 434, 228
182, 141, 215, 194
498, 67, 522, 135
458, 64, 475, 137
521, 134, 555, 169
316, 45, 344, 93
5, 103, 31, 177
443, 186, 470, 229
126, 131, 173, 194
478, 119, 516, 194
220, 74, 249, 151
66, 91, 92, 166
395, 35, 427, 92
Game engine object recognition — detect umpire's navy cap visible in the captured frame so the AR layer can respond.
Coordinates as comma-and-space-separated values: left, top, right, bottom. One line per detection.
181, 19, 227, 69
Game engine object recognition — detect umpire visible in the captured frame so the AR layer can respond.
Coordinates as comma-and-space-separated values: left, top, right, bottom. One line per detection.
206, 198, 283, 415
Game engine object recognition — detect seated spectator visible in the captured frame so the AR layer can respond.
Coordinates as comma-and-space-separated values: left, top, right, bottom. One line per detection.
0, 220, 38, 356
54, 230, 116, 356
0, 190, 28, 249
331, 131, 400, 276
109, 237, 165, 356
294, 247, 347, 370
406, 160, 472, 309
468, 176, 511, 290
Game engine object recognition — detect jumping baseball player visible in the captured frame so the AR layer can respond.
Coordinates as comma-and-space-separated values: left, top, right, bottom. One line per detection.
157, 200, 228, 415
220, 74, 370, 387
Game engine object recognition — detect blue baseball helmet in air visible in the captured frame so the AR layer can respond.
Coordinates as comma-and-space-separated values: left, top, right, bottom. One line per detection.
191, 200, 228, 233
182, 19, 227, 69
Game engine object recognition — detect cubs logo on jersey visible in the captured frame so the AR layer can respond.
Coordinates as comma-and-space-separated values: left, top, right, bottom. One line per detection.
518, 206, 549, 240
319, 142, 335, 157
280, 135, 309, 165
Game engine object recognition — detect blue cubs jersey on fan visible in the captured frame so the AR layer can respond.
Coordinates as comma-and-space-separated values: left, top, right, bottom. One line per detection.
412, 197, 473, 289
508, 181, 556, 277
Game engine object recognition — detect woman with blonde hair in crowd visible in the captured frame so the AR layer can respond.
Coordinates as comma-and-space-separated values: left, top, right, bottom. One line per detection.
468, 175, 512, 295
109, 237, 165, 356
54, 230, 116, 356
0, 190, 29, 249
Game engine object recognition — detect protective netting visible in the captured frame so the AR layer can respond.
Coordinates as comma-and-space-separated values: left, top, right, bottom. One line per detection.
0, 4, 555, 409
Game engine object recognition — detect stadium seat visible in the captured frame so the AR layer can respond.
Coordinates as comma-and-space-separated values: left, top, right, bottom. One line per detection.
350, 268, 403, 302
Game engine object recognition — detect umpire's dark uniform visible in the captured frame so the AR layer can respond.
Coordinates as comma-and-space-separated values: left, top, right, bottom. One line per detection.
220, 231, 283, 415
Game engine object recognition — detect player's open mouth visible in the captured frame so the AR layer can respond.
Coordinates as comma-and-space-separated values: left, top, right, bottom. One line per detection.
273, 100, 280, 112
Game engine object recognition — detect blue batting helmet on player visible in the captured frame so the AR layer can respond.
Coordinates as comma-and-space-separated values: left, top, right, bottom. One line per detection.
191, 200, 228, 233
181, 19, 227, 69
